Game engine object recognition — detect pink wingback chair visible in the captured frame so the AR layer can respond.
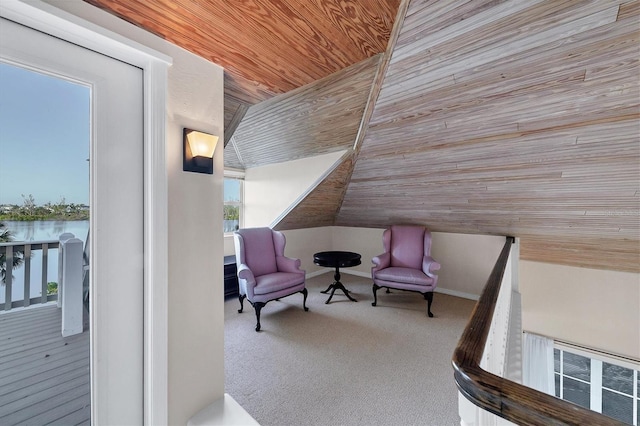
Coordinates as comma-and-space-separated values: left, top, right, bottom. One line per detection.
234, 227, 308, 331
371, 225, 440, 317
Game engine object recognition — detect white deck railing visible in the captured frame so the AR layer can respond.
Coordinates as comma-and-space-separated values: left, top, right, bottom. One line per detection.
1, 234, 85, 335
0, 239, 60, 311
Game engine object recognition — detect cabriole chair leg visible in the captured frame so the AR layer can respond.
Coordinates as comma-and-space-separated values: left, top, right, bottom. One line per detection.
254, 302, 265, 332
302, 288, 309, 311
424, 291, 434, 318
372, 283, 380, 306
238, 294, 246, 313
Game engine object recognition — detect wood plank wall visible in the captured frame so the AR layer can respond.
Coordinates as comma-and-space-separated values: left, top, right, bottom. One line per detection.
83, 0, 400, 160
275, 153, 355, 230
227, 55, 381, 168
84, 0, 399, 93
337, 0, 640, 272
87, 0, 639, 271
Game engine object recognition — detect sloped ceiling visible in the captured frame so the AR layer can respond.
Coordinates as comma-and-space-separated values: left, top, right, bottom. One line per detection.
228, 54, 381, 169
83, 0, 401, 145
82, 0, 639, 272
274, 152, 355, 230
336, 0, 640, 272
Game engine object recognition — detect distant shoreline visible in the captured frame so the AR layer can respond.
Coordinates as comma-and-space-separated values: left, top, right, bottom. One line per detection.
0, 214, 89, 221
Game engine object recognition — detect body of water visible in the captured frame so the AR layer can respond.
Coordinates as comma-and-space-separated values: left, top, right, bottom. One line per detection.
1, 220, 89, 303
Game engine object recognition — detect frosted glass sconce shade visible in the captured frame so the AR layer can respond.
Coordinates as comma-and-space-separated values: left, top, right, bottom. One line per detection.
183, 128, 218, 174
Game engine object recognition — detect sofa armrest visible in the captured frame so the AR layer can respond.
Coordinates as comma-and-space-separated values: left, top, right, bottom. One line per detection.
372, 252, 390, 273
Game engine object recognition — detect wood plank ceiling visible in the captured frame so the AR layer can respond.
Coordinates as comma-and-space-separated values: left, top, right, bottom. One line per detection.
338, 0, 640, 272
228, 54, 381, 169
83, 0, 401, 145
82, 0, 639, 272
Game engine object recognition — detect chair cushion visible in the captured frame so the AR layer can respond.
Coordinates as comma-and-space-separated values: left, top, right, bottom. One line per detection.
390, 225, 425, 269
254, 272, 305, 295
374, 266, 431, 286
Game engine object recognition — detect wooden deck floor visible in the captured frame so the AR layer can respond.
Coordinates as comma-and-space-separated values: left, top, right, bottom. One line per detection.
0, 304, 90, 425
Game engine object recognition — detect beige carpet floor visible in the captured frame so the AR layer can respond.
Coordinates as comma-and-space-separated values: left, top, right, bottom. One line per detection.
224, 273, 476, 426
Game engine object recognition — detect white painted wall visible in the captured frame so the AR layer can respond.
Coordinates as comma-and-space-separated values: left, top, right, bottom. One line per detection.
243, 150, 347, 228
521, 260, 640, 359
431, 231, 506, 298
43, 2, 225, 424
280, 227, 333, 274
276, 226, 505, 299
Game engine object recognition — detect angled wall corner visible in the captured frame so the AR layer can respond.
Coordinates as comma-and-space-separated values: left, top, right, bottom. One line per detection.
274, 152, 355, 230
243, 150, 348, 228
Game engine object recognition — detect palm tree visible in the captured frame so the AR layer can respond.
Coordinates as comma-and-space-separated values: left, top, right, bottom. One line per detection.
0, 221, 24, 285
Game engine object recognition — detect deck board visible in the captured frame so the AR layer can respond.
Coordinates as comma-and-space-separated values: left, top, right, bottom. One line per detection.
0, 304, 90, 425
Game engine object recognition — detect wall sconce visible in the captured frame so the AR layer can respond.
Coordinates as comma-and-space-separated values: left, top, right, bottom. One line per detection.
183, 128, 219, 174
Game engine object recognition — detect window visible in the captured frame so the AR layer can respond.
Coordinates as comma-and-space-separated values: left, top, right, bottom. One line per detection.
554, 346, 639, 425
224, 172, 243, 233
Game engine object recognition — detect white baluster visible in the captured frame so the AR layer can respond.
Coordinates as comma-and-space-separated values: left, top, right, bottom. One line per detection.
4, 245, 12, 310
23, 244, 31, 307
57, 233, 75, 308
61, 237, 83, 337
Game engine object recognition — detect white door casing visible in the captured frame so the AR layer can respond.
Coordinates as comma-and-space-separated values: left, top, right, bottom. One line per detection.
0, 2, 170, 423
0, 3, 171, 421
0, 16, 144, 424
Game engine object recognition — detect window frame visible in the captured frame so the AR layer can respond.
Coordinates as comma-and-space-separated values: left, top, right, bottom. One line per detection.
554, 342, 639, 425
223, 169, 244, 235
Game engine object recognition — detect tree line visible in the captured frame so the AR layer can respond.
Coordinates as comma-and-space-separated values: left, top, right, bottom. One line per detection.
0, 194, 89, 221
224, 205, 239, 220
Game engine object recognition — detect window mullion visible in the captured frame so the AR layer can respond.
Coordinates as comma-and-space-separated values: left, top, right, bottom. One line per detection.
591, 359, 602, 413
559, 350, 563, 399
634, 370, 638, 426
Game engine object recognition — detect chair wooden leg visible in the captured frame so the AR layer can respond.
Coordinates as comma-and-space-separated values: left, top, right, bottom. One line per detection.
424, 291, 434, 318
238, 294, 246, 313
301, 288, 309, 311
254, 302, 265, 332
372, 283, 380, 306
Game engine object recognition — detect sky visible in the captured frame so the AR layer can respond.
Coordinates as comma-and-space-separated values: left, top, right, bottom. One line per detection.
0, 62, 90, 206
224, 178, 241, 202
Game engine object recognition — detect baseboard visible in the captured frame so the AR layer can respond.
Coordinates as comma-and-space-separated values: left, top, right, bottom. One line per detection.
434, 287, 479, 301
340, 269, 480, 301
341, 269, 369, 278
188, 393, 259, 426
305, 269, 331, 279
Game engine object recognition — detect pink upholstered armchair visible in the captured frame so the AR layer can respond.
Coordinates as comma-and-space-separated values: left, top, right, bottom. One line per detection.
371, 225, 440, 317
234, 227, 308, 331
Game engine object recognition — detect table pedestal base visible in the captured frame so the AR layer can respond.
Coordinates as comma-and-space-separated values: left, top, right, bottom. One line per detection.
320, 268, 357, 304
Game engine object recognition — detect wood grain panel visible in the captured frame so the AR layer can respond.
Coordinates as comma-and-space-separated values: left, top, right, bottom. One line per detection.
227, 55, 381, 168
274, 0, 410, 230
224, 71, 274, 106
275, 154, 355, 230
224, 103, 249, 147
84, 0, 400, 172
339, 0, 640, 272
84, 0, 639, 272
520, 236, 640, 273
617, 0, 640, 20
84, 0, 399, 93
224, 136, 245, 170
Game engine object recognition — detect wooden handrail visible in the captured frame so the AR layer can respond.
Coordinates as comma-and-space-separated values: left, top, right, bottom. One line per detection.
452, 237, 625, 426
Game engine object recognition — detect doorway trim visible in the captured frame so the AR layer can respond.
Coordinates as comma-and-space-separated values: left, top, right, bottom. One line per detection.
0, 1, 171, 424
